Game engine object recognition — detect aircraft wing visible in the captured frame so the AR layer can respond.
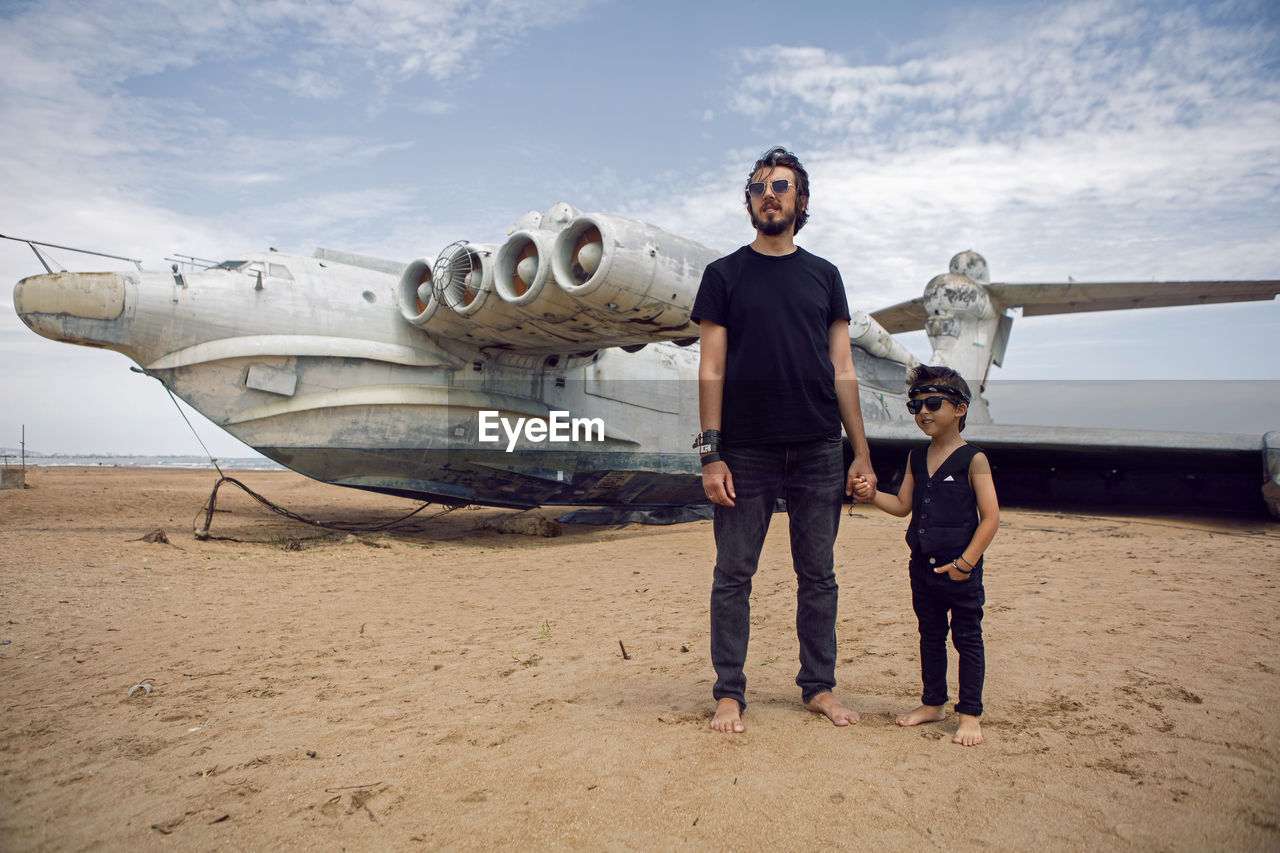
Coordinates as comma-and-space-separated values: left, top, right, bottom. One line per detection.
986, 280, 1280, 317
313, 247, 407, 276
863, 421, 1279, 517
869, 279, 1280, 333
870, 298, 929, 333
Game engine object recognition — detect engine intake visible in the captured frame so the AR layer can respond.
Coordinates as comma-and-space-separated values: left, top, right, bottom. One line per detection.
551, 213, 719, 330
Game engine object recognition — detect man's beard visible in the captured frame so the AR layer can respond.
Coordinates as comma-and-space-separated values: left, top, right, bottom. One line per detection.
752, 209, 794, 236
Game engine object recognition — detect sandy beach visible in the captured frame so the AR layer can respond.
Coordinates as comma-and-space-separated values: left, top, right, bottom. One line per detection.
0, 466, 1277, 850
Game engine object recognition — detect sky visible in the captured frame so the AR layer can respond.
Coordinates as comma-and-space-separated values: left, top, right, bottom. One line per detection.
1, 0, 1277, 456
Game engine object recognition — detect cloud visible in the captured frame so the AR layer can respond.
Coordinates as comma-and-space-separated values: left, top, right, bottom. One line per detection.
707, 0, 1280, 307
1, 0, 603, 87
414, 99, 455, 115
731, 2, 1278, 145
258, 68, 347, 100
0, 0, 602, 249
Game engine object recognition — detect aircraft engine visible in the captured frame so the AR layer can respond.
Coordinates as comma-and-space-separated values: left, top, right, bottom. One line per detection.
397, 206, 722, 353
398, 242, 543, 347
550, 213, 720, 332
849, 310, 918, 366
434, 242, 500, 320
434, 241, 573, 348
493, 229, 584, 323
396, 256, 476, 339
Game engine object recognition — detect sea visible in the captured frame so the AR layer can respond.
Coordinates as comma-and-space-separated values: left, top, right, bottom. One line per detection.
4, 455, 284, 470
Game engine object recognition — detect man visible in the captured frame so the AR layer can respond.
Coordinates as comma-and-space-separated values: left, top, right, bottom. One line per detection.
691, 146, 877, 734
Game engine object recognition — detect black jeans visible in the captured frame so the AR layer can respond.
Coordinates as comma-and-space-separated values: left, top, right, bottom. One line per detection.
710, 437, 844, 709
909, 555, 985, 717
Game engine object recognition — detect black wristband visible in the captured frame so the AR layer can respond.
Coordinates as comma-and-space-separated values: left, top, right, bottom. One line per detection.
692, 429, 722, 451
700, 453, 723, 466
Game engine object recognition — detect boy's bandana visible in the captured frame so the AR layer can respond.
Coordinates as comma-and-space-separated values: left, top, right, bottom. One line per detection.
908, 383, 970, 404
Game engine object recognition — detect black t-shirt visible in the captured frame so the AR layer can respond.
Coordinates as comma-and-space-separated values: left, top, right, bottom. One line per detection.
691, 245, 851, 445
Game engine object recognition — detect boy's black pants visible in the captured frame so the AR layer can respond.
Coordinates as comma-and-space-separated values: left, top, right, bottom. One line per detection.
909, 555, 985, 717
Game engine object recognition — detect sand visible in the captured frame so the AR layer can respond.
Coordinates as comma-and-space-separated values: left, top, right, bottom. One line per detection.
1, 466, 1278, 850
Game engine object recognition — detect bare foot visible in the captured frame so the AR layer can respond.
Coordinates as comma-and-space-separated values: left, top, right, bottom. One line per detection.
953, 714, 983, 746
710, 698, 745, 733
895, 704, 946, 727
803, 691, 859, 726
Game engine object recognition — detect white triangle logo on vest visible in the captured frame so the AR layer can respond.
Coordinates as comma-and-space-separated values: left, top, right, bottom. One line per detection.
943, 474, 955, 481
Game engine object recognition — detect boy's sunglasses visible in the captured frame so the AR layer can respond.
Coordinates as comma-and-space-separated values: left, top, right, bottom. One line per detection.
747, 179, 794, 197
906, 395, 955, 414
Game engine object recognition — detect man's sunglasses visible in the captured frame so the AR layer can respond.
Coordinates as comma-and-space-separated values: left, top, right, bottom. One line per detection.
747, 179, 794, 197
906, 396, 956, 414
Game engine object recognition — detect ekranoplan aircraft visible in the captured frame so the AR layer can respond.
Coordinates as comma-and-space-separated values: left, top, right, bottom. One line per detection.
10, 205, 1280, 518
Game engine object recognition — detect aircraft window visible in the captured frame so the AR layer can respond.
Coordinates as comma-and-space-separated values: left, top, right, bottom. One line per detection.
214, 260, 248, 270
269, 264, 294, 280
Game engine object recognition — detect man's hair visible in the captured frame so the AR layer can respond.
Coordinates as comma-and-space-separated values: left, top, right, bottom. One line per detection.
745, 145, 810, 234
907, 364, 972, 431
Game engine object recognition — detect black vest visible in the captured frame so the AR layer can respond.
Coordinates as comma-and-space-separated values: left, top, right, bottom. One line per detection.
905, 443, 983, 558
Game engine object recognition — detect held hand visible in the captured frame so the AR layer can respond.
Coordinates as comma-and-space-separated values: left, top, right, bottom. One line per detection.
702, 460, 736, 507
850, 475, 874, 501
847, 457, 877, 502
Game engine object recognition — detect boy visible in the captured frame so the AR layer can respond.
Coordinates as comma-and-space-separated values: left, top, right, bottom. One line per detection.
852, 364, 998, 746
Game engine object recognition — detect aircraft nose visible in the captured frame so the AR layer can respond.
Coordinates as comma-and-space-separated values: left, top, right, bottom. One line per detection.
13, 271, 127, 341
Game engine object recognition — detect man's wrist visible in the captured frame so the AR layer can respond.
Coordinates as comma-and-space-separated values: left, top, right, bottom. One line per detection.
693, 428, 723, 455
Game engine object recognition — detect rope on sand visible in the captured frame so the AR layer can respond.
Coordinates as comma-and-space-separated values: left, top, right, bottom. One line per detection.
193, 475, 464, 540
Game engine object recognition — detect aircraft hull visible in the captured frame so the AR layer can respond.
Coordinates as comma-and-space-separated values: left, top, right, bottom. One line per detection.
257, 446, 702, 508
